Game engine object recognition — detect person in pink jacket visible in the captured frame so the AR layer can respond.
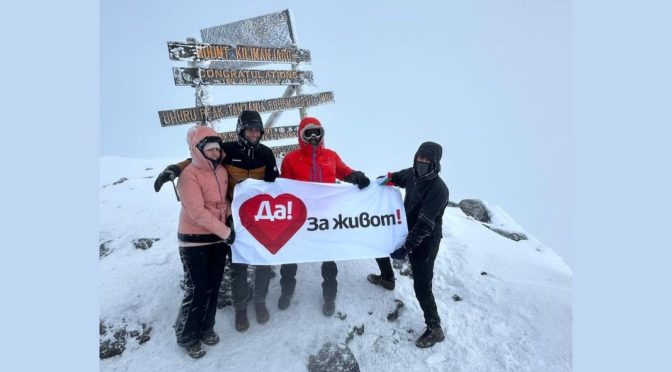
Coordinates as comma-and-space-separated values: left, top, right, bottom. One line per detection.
173, 125, 234, 359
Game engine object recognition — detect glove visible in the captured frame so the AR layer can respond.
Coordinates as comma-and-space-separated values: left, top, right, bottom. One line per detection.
264, 172, 278, 182
223, 226, 236, 246
376, 172, 394, 186
154, 165, 181, 192
390, 245, 410, 260
345, 171, 371, 189
223, 215, 235, 245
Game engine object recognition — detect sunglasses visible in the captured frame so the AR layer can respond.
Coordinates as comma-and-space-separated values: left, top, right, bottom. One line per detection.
302, 128, 323, 139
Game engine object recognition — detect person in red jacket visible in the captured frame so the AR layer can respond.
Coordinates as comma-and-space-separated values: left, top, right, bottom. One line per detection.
278, 116, 371, 316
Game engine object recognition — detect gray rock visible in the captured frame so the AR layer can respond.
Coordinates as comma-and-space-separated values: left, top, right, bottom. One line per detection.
392, 257, 412, 277
308, 342, 360, 372
99, 320, 152, 359
113, 177, 128, 185
100, 240, 112, 258
458, 199, 491, 223
345, 324, 364, 344
483, 225, 528, 242
132, 238, 160, 250
386, 299, 405, 322
100, 327, 126, 359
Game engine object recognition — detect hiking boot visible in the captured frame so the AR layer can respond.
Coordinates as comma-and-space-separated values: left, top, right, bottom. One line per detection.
367, 274, 395, 290
235, 309, 249, 332
185, 341, 206, 359
278, 293, 293, 310
255, 302, 270, 324
201, 328, 219, 346
322, 299, 335, 317
415, 326, 445, 348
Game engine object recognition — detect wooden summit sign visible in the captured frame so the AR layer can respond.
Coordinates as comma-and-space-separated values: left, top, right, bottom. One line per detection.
173, 67, 313, 86
168, 41, 311, 64
270, 144, 299, 157
158, 91, 334, 127
201, 9, 295, 70
219, 125, 299, 142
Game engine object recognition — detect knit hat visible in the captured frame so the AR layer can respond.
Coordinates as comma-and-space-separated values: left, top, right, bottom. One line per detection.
236, 110, 264, 147
238, 110, 263, 126
203, 141, 221, 151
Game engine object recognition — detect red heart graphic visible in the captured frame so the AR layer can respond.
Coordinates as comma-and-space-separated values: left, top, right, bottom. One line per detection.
239, 193, 307, 254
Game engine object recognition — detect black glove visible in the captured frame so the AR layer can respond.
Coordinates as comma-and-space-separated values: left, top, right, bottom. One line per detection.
224, 227, 236, 246
154, 165, 181, 192
390, 245, 410, 260
223, 215, 236, 245
264, 173, 277, 182
344, 171, 371, 189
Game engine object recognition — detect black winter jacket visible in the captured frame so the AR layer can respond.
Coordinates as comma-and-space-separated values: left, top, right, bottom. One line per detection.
220, 141, 279, 200
391, 168, 449, 252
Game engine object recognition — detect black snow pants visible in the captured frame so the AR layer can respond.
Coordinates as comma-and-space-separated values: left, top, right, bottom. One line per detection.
174, 242, 229, 347
408, 236, 442, 328
375, 257, 395, 280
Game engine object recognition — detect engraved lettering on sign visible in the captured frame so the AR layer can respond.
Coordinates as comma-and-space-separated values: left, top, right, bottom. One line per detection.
159, 92, 335, 126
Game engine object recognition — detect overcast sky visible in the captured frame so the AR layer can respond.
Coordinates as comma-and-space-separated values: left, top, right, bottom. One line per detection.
101, 0, 571, 266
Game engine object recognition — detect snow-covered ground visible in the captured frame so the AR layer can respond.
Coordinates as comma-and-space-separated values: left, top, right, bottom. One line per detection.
99, 156, 572, 372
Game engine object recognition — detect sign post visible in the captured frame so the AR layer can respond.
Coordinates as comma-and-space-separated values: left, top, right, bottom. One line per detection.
159, 9, 334, 157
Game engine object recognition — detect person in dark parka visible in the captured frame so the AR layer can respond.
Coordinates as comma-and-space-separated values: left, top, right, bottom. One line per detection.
367, 141, 449, 348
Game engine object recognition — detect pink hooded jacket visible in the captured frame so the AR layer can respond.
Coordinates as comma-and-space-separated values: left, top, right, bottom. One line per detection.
176, 125, 231, 244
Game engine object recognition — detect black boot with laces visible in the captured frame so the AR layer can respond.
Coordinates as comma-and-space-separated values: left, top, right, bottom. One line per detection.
367, 274, 395, 290
185, 341, 206, 359
415, 326, 445, 348
201, 328, 219, 346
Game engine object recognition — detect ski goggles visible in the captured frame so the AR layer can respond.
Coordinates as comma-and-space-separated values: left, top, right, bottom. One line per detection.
302, 127, 323, 140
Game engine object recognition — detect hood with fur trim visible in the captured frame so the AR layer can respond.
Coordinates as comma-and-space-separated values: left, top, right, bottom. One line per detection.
187, 125, 223, 170
297, 116, 325, 155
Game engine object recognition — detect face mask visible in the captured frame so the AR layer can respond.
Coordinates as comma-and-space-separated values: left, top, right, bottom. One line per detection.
414, 162, 433, 177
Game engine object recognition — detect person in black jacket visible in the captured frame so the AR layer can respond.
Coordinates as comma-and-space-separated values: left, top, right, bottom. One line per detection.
154, 110, 279, 333
367, 141, 449, 348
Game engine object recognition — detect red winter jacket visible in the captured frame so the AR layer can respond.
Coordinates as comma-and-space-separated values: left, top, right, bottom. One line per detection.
176, 125, 231, 244
280, 117, 354, 183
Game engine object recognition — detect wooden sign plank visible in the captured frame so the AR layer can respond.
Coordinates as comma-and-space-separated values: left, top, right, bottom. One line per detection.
270, 144, 299, 158
158, 91, 334, 127
167, 42, 311, 64
173, 67, 313, 86
219, 125, 299, 142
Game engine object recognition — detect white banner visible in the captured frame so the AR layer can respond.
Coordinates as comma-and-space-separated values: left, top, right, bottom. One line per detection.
230, 178, 408, 264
